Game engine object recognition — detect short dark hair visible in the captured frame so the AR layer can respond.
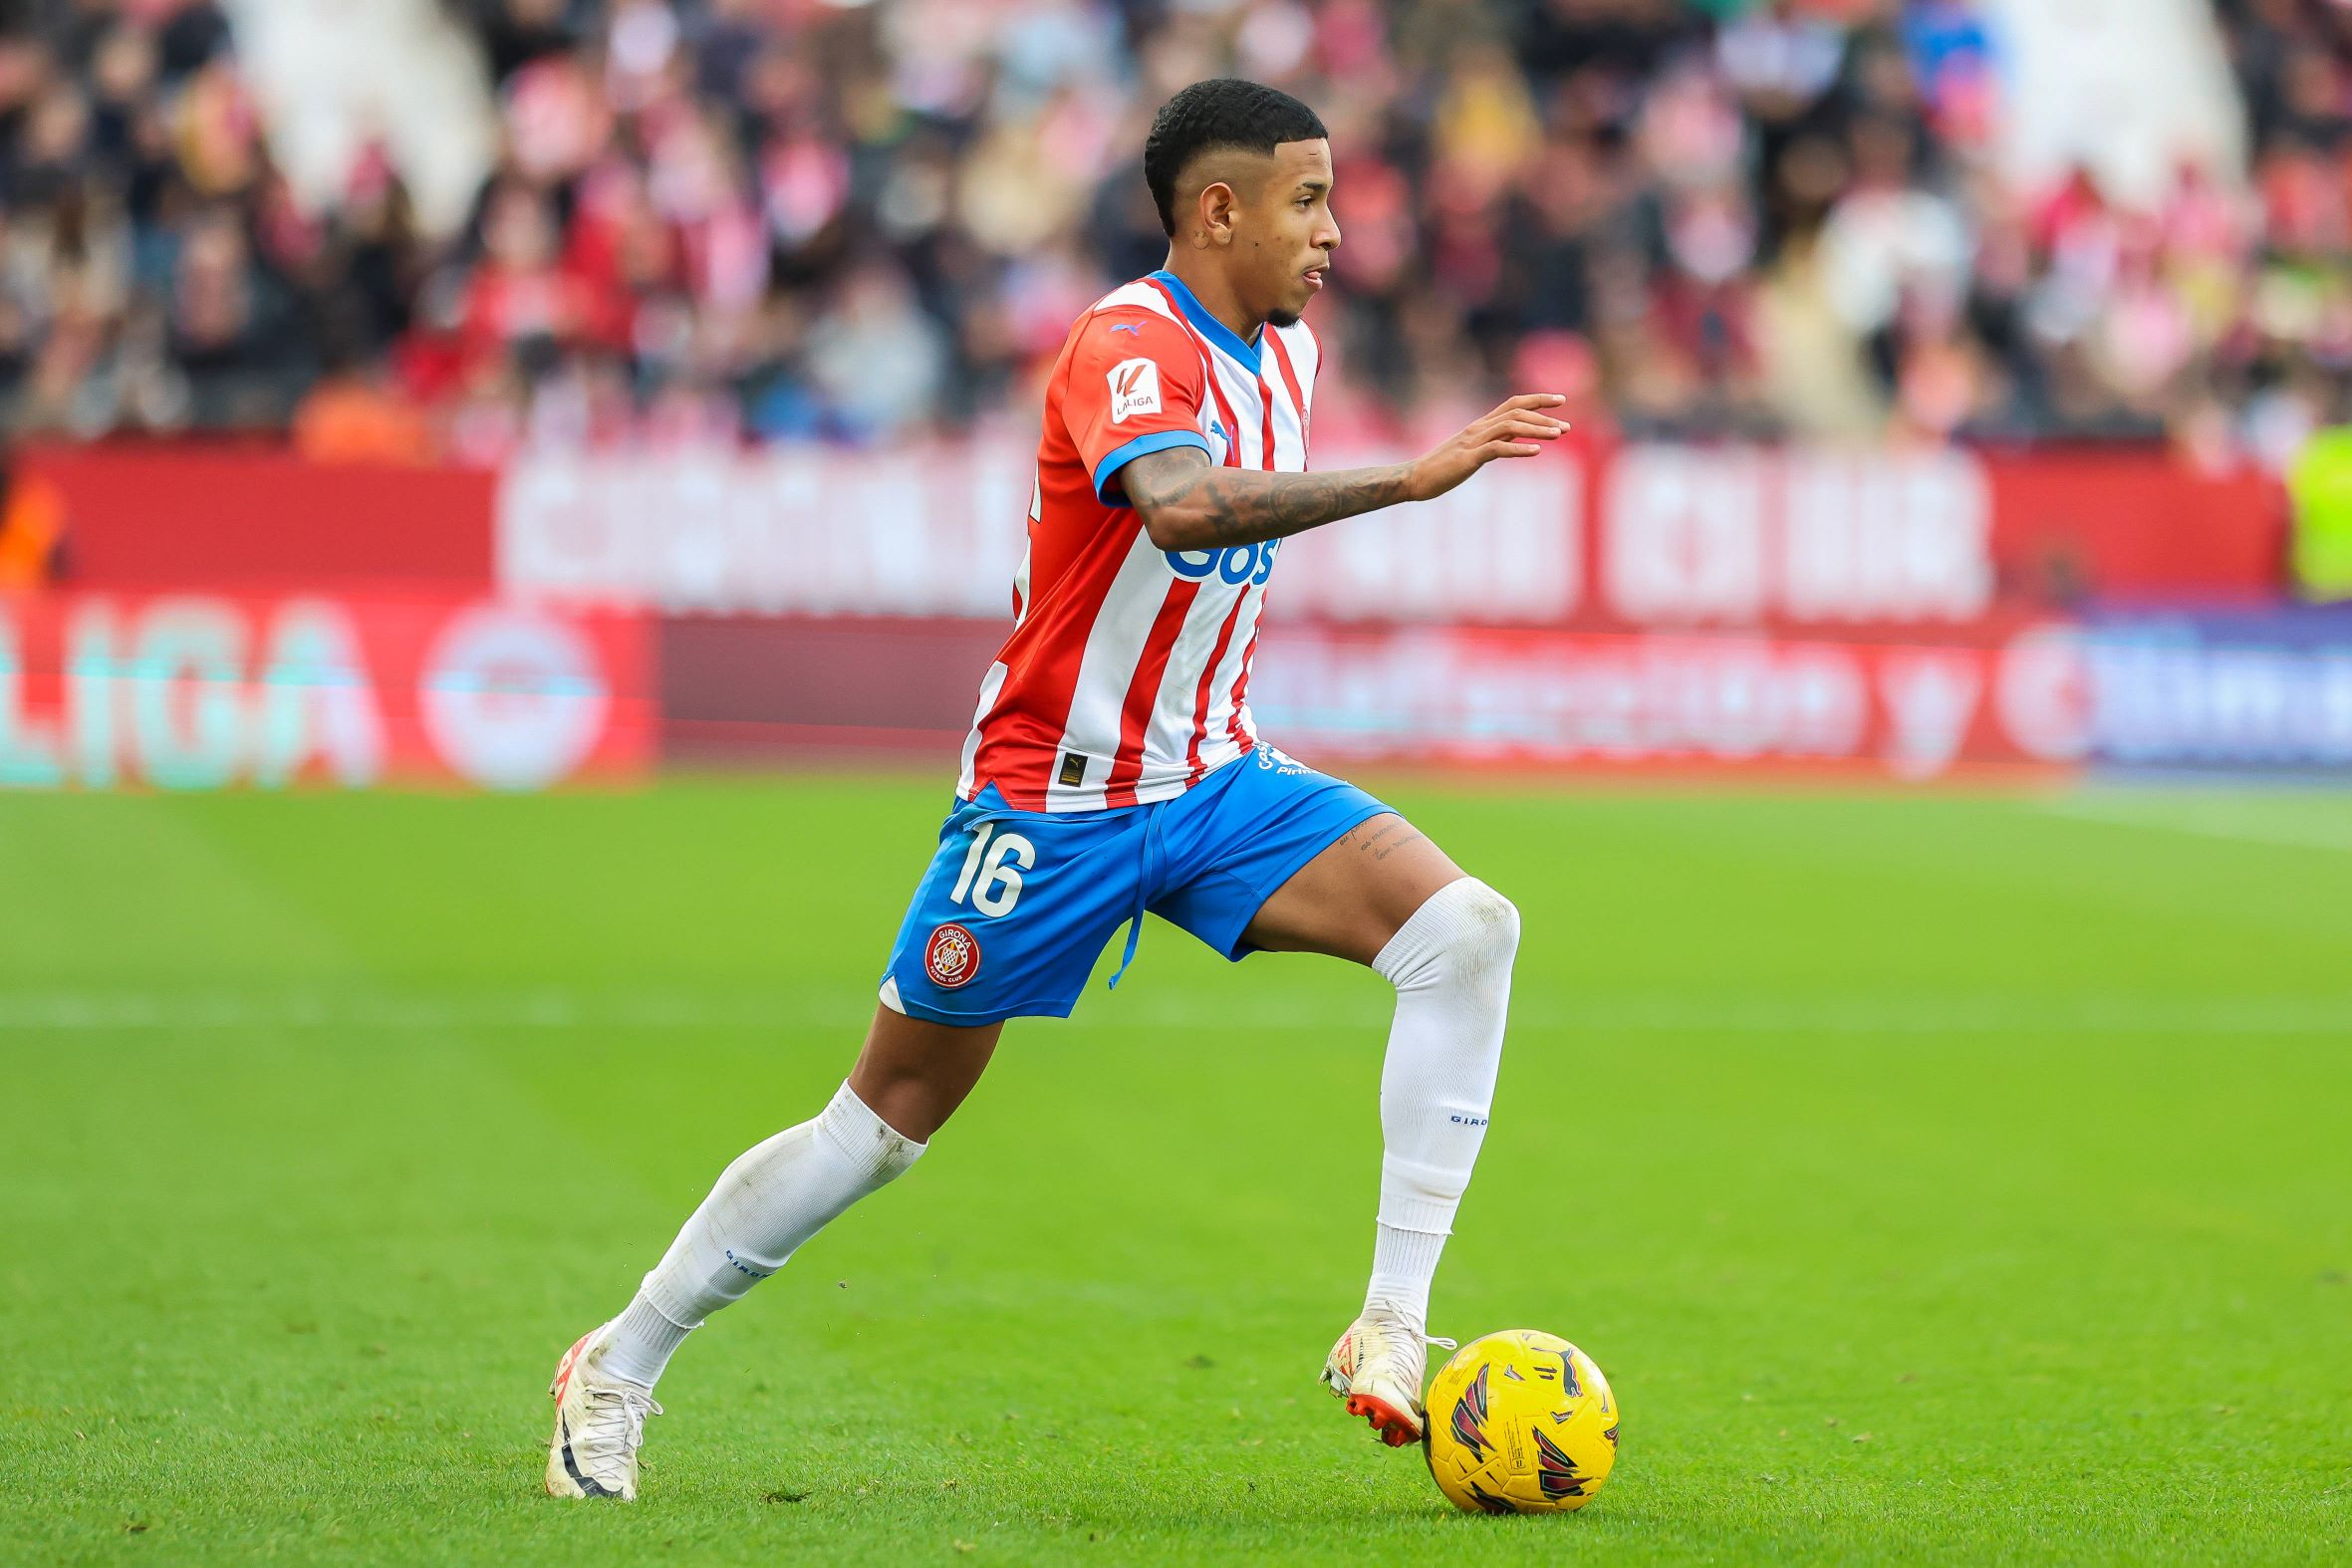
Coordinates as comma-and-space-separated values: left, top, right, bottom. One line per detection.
1144, 79, 1329, 237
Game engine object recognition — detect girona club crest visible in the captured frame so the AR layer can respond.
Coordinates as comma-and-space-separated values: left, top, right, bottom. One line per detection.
924, 922, 981, 989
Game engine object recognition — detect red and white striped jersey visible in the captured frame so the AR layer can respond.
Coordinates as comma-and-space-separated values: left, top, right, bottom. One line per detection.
955, 270, 1319, 812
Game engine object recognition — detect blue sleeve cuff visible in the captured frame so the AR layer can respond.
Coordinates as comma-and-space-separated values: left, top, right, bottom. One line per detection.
1092, 429, 1213, 505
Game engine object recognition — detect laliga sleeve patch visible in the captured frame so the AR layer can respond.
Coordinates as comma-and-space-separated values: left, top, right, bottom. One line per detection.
923, 922, 981, 989
1108, 358, 1162, 423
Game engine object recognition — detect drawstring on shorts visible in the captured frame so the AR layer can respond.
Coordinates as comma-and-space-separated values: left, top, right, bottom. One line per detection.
1108, 802, 1168, 990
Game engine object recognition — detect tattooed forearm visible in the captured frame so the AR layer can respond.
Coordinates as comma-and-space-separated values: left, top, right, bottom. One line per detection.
1120, 447, 1418, 549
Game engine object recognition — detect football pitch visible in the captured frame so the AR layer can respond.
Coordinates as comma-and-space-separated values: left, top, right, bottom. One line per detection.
4, 777, 2348, 1565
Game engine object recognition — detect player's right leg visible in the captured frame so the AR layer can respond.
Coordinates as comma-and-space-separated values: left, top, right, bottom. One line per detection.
546, 1006, 994, 1500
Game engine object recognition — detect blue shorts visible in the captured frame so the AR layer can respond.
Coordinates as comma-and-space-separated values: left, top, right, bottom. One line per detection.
881, 746, 1391, 1025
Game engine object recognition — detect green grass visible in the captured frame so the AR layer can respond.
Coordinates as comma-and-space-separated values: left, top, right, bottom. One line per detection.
3, 778, 2349, 1565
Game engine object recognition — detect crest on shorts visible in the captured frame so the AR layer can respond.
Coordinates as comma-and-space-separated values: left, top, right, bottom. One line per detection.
924, 922, 981, 989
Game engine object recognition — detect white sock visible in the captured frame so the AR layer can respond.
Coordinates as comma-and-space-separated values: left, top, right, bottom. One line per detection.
600, 1081, 925, 1389
605, 1293, 688, 1387
1361, 877, 1518, 1337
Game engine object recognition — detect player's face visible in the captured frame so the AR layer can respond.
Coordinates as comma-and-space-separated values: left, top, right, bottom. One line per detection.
1245, 138, 1340, 329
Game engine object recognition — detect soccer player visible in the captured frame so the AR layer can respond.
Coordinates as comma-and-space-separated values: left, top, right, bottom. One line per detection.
547, 77, 1567, 1500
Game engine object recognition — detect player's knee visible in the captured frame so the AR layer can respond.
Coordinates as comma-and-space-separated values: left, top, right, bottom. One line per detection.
1383, 877, 1519, 998
1446, 878, 1519, 988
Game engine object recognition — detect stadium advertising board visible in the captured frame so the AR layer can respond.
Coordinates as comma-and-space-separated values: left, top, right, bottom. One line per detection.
1250, 624, 2089, 780
583, 608, 2352, 781
1597, 445, 2284, 629
0, 592, 652, 791
2076, 607, 2352, 773
20, 446, 496, 588
14, 443, 2312, 781
1598, 444, 1993, 625
23, 440, 2282, 632
492, 441, 2281, 630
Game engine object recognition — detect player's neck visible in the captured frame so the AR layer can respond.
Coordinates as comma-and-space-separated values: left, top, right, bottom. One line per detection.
1160, 256, 1264, 348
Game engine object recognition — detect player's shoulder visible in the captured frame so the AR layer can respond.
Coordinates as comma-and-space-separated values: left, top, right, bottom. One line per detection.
1070, 281, 1183, 341
1092, 276, 1184, 322
1058, 278, 1203, 410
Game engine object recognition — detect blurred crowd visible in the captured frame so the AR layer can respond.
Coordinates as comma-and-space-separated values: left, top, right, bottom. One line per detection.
3, 0, 2352, 466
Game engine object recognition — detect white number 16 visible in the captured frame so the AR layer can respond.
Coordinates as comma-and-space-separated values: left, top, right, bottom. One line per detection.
950, 824, 1036, 917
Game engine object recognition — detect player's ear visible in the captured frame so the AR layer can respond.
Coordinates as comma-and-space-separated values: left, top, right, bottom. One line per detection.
1195, 180, 1237, 248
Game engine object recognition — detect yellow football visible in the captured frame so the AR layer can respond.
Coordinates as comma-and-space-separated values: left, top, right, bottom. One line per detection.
1423, 1329, 1619, 1513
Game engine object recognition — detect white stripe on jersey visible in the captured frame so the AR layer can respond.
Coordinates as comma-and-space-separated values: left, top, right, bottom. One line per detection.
955, 659, 1008, 799
1135, 568, 1252, 793
1274, 321, 1320, 412
1264, 346, 1309, 463
1046, 529, 1178, 811
1195, 581, 1268, 757
1205, 356, 1265, 467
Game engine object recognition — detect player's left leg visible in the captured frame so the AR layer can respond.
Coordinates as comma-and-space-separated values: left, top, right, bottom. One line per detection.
612, 1007, 1000, 1385
547, 1007, 996, 1499
548, 785, 1139, 1499
1245, 816, 1520, 1445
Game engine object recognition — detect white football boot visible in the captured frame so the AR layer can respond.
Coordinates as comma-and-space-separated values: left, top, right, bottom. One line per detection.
1322, 1313, 1447, 1447
546, 1324, 661, 1500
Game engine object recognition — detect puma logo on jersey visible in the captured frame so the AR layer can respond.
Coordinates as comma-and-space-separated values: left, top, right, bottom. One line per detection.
1109, 358, 1162, 422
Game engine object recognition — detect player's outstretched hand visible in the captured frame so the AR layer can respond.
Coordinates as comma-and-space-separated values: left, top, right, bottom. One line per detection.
1404, 393, 1569, 502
